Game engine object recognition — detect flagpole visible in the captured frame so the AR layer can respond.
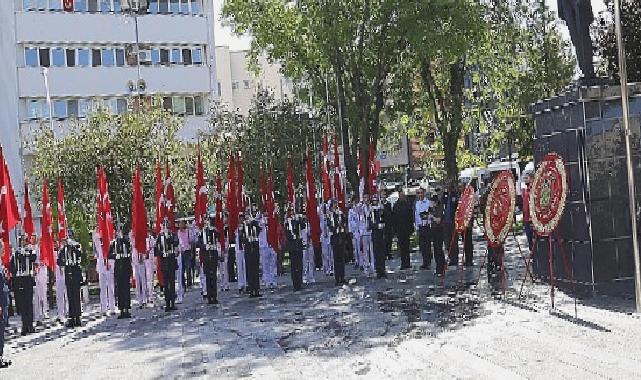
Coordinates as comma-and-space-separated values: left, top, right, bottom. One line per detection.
614, 0, 641, 313
42, 67, 54, 134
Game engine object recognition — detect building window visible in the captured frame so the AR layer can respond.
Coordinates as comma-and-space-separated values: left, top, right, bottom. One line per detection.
182, 49, 192, 65
194, 96, 204, 115
151, 48, 160, 65
173, 96, 186, 115
191, 0, 200, 14
92, 49, 101, 66
116, 98, 128, 114
76, 0, 88, 12
53, 100, 67, 119
36, 0, 46, 10
185, 96, 194, 115
231, 81, 239, 90
192, 47, 202, 65
78, 49, 90, 66
28, 100, 40, 119
160, 49, 169, 65
148, 0, 158, 13
102, 49, 115, 67
243, 80, 251, 89
158, 0, 168, 13
113, 0, 122, 12
78, 99, 89, 117
41, 101, 50, 118
100, 0, 111, 12
88, 0, 98, 12
162, 97, 172, 111
39, 48, 50, 67
180, 0, 189, 14
23, 0, 34, 10
66, 49, 76, 67
67, 99, 79, 117
115, 49, 125, 66
170, 48, 181, 64
52, 48, 65, 67
49, 0, 62, 10
170, 0, 179, 14
25, 48, 38, 68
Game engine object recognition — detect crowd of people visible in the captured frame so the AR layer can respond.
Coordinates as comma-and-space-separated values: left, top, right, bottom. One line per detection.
0, 182, 499, 369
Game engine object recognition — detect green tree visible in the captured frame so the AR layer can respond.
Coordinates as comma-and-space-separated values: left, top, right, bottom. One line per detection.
31, 99, 195, 239
597, 0, 641, 81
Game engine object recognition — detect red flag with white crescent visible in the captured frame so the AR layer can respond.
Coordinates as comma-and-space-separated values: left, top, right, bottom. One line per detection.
215, 174, 225, 248
0, 147, 21, 265
23, 181, 35, 239
194, 152, 207, 229
97, 167, 114, 259
131, 167, 148, 254
40, 179, 55, 268
226, 154, 238, 236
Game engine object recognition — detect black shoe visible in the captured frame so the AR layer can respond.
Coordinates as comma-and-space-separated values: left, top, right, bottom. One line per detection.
165, 306, 171, 312
66, 321, 75, 328
0, 358, 11, 368
117, 314, 124, 319
464, 262, 473, 267
170, 306, 177, 311
420, 264, 431, 270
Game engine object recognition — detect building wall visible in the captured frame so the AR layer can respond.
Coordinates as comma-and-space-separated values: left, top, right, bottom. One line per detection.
215, 46, 292, 114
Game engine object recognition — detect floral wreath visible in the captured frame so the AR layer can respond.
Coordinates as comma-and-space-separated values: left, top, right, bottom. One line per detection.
529, 152, 568, 237
484, 171, 516, 248
455, 185, 476, 233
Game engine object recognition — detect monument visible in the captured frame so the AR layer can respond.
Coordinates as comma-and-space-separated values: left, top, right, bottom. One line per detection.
557, 0, 595, 78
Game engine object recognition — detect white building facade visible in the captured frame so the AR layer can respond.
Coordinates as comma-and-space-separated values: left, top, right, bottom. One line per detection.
0, 0, 218, 187
215, 46, 292, 114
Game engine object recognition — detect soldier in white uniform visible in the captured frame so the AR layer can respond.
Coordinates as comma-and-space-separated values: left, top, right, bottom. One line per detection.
258, 212, 276, 287
54, 243, 68, 321
131, 231, 149, 307
320, 203, 334, 275
235, 213, 247, 292
145, 232, 156, 305
301, 210, 315, 284
358, 195, 374, 275
219, 220, 230, 292
32, 239, 48, 323
93, 228, 115, 315
348, 198, 362, 269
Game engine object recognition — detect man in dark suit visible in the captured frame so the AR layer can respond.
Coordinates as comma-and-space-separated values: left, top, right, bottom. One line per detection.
392, 189, 414, 269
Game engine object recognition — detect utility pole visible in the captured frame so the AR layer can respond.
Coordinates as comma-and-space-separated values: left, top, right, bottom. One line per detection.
614, 0, 641, 313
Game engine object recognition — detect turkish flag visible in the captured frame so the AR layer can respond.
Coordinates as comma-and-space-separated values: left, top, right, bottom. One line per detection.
131, 167, 148, 255
63, 0, 74, 12
164, 162, 176, 232
215, 174, 225, 248
23, 181, 35, 239
40, 179, 55, 268
97, 166, 114, 259
57, 177, 68, 242
194, 152, 207, 229
226, 154, 238, 236
0, 148, 20, 266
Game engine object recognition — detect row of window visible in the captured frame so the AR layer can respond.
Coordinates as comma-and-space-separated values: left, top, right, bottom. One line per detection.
24, 46, 204, 68
25, 95, 205, 120
231, 80, 252, 90
22, 0, 203, 15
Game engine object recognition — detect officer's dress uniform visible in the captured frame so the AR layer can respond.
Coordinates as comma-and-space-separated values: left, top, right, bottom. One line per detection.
32, 246, 49, 322
109, 237, 132, 317
53, 247, 68, 319
415, 198, 433, 269
348, 205, 361, 267
200, 224, 221, 304
328, 209, 348, 285
57, 241, 83, 327
358, 203, 374, 275
154, 232, 178, 311
242, 218, 262, 297
300, 215, 315, 284
320, 206, 334, 275
132, 235, 150, 306
93, 232, 115, 313
285, 214, 305, 291
11, 246, 36, 334
370, 204, 388, 279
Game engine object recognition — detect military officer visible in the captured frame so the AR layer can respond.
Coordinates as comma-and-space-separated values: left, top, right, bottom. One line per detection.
242, 208, 262, 297
235, 212, 248, 293
57, 230, 84, 327
285, 205, 305, 291
415, 188, 433, 270
154, 219, 179, 312
358, 195, 373, 275
199, 213, 222, 304
109, 225, 132, 319
0, 248, 11, 368
328, 201, 348, 286
320, 202, 333, 276
11, 235, 37, 335
370, 194, 388, 279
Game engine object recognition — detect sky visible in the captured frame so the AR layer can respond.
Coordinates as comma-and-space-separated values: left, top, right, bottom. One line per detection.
213, 0, 609, 51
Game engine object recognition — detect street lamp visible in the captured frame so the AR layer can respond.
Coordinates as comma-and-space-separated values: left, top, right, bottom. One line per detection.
41, 67, 54, 134
613, 0, 641, 313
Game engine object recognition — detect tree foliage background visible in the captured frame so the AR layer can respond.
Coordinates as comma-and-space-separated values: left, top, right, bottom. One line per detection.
596, 0, 641, 82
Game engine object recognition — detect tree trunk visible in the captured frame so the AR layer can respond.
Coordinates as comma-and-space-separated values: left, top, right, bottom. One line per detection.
442, 60, 466, 186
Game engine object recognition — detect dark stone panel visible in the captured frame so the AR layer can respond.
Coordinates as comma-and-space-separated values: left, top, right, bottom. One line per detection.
572, 241, 594, 284
571, 101, 585, 129
568, 202, 590, 242
592, 239, 619, 282
535, 112, 552, 136
584, 100, 601, 121
548, 133, 566, 159
617, 238, 635, 278
566, 163, 583, 202
564, 130, 580, 163
603, 99, 624, 119
589, 200, 614, 240
587, 160, 609, 201
612, 199, 632, 237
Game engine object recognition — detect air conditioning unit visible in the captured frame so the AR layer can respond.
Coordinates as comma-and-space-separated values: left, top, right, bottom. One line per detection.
138, 50, 152, 64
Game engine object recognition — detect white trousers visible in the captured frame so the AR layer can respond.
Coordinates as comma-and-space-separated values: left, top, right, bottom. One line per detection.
98, 268, 116, 313
175, 254, 184, 302
199, 262, 207, 295
361, 234, 374, 274
145, 258, 154, 302
322, 240, 334, 275
303, 246, 315, 284
260, 247, 277, 286
33, 271, 48, 321
55, 269, 68, 318
134, 263, 148, 305
236, 249, 247, 289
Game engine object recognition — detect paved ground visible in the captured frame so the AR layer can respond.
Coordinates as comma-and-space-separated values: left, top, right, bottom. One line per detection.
3, 232, 641, 379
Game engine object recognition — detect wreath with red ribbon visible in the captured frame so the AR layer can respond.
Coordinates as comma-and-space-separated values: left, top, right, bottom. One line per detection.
484, 171, 516, 248
529, 152, 568, 237
455, 185, 476, 233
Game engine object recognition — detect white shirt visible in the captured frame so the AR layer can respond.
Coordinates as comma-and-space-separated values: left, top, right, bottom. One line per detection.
415, 198, 431, 229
